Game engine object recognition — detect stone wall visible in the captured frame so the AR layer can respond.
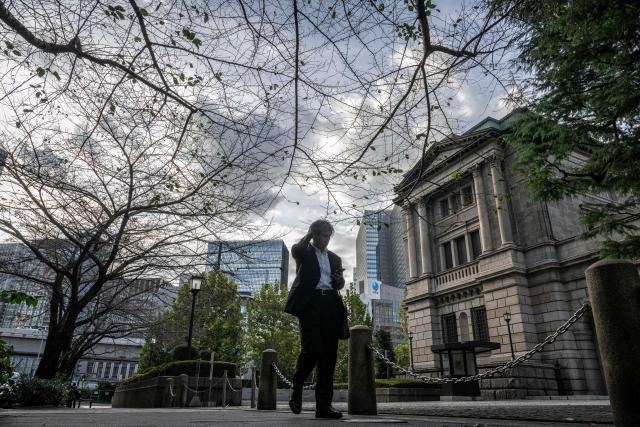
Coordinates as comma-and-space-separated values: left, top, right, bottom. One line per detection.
479, 362, 560, 400
112, 376, 175, 408
113, 375, 242, 408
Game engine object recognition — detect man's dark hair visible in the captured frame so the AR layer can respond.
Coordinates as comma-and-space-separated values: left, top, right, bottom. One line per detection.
309, 219, 334, 237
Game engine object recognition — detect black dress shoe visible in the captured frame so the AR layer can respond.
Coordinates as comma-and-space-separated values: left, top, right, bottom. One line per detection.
289, 391, 302, 414
315, 406, 342, 419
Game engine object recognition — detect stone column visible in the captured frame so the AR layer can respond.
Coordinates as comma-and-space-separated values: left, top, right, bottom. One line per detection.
416, 200, 433, 275
490, 159, 514, 246
472, 165, 493, 253
403, 203, 418, 278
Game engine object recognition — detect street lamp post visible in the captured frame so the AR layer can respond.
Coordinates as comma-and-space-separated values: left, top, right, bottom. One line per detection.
503, 312, 515, 360
408, 331, 415, 371
186, 276, 202, 354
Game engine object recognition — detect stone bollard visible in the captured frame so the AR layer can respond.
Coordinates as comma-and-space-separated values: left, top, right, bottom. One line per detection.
250, 366, 257, 408
221, 370, 228, 407
586, 259, 640, 426
165, 377, 175, 407
176, 374, 189, 407
257, 349, 277, 410
348, 325, 377, 415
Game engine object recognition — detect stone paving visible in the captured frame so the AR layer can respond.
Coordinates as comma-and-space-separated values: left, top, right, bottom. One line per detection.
358, 400, 613, 424
0, 400, 613, 426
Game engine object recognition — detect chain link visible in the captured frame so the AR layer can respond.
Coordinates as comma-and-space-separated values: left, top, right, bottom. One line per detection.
225, 377, 240, 393
271, 351, 349, 390
272, 362, 315, 389
370, 301, 591, 384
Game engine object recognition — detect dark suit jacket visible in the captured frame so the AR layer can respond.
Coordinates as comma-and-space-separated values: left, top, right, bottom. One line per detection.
284, 238, 345, 317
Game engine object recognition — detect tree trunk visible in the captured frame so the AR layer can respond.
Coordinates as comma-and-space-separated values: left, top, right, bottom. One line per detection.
34, 317, 76, 379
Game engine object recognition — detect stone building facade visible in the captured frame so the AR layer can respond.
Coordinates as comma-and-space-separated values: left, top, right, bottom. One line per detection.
396, 113, 606, 398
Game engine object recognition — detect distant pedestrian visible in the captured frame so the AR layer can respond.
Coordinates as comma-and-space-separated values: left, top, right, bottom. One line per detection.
284, 219, 348, 419
68, 382, 81, 408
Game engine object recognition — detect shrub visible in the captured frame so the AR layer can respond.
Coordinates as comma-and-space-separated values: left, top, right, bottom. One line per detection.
199, 350, 214, 361
171, 345, 199, 362
13, 377, 68, 407
120, 360, 237, 386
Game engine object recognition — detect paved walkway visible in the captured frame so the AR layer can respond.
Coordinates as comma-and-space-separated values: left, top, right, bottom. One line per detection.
0, 400, 613, 426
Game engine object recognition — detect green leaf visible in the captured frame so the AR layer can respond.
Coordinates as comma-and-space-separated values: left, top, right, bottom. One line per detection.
0, 290, 39, 307
139, 7, 148, 16
36, 67, 45, 77
51, 71, 60, 80
204, 12, 209, 23
4, 40, 13, 49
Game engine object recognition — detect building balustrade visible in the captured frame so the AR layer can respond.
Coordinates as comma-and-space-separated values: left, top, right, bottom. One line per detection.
434, 261, 479, 291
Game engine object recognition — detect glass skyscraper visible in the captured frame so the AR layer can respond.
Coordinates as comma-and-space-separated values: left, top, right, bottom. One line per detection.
207, 240, 289, 298
355, 207, 407, 344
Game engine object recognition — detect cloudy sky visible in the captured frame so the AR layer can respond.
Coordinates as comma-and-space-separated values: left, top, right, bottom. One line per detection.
262, 87, 511, 287
201, 1, 521, 288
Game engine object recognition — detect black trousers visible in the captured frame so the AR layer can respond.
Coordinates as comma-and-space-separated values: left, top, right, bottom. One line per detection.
292, 289, 339, 409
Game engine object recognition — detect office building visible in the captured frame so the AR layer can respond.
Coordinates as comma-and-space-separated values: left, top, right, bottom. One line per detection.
355, 208, 407, 344
207, 240, 289, 298
0, 242, 177, 386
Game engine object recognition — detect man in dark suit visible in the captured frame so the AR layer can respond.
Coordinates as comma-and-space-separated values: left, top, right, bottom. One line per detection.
284, 219, 346, 419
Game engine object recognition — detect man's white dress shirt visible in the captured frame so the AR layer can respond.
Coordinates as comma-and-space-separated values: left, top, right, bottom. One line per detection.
311, 244, 332, 290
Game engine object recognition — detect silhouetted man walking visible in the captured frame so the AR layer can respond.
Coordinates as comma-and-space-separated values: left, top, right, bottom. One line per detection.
284, 219, 347, 419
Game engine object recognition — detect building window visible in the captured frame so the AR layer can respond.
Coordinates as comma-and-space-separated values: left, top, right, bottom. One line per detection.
128, 364, 136, 377
454, 236, 467, 265
442, 242, 453, 270
441, 313, 458, 343
462, 186, 474, 206
111, 362, 119, 379
439, 198, 449, 218
103, 362, 111, 379
450, 193, 461, 213
471, 306, 490, 341
470, 230, 482, 260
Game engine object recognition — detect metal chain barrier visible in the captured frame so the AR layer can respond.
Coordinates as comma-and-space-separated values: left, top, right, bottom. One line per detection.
271, 350, 349, 390
272, 362, 315, 389
184, 384, 207, 394
370, 301, 591, 384
225, 377, 240, 393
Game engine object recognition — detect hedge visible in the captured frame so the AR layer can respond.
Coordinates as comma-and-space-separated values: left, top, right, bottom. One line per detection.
120, 360, 237, 386
333, 378, 438, 389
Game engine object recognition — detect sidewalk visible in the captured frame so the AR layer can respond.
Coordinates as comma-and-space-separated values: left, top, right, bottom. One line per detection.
0, 400, 613, 426
302, 400, 614, 424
